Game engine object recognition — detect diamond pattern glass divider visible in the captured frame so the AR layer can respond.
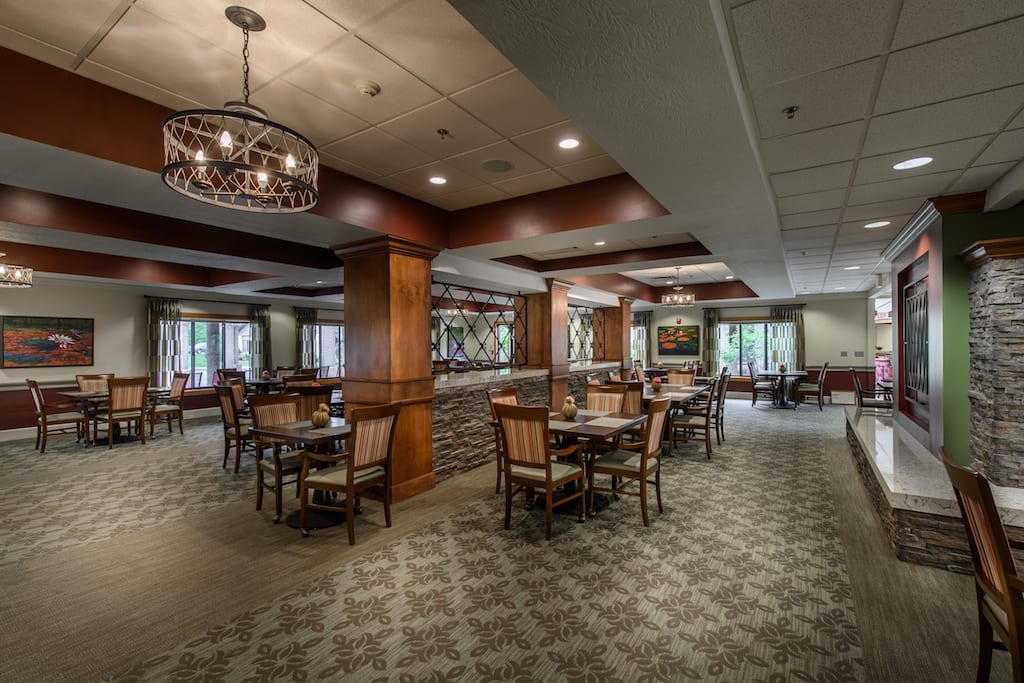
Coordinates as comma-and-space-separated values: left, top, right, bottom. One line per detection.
431, 281, 527, 367
567, 305, 596, 362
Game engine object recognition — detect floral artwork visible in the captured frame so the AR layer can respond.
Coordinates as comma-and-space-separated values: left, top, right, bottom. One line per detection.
2, 316, 94, 368
657, 325, 699, 356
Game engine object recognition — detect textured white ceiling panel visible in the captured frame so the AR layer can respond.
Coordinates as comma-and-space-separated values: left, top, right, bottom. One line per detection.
854, 137, 990, 185
77, 60, 205, 113
388, 161, 483, 195
779, 209, 841, 230
380, 99, 502, 158
842, 197, 930, 221
555, 155, 624, 183
0, 26, 77, 69
892, 0, 1024, 49
430, 184, 510, 211
863, 86, 1024, 155
304, 0, 405, 29
770, 162, 853, 197
946, 162, 1016, 193
0, 0, 124, 54
975, 128, 1024, 166
443, 141, 547, 183
321, 127, 433, 176
777, 189, 848, 215
876, 17, 1024, 113
761, 122, 864, 173
493, 169, 570, 197
250, 78, 368, 147
450, 71, 569, 138
848, 171, 959, 205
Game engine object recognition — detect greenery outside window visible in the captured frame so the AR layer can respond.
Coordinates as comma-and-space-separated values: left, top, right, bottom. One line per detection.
313, 322, 344, 377
176, 317, 253, 387
717, 321, 795, 376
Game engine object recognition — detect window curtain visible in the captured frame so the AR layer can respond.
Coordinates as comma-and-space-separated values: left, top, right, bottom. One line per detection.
769, 304, 805, 370
631, 310, 652, 365
147, 297, 181, 387
249, 304, 271, 376
294, 307, 317, 369
702, 308, 720, 375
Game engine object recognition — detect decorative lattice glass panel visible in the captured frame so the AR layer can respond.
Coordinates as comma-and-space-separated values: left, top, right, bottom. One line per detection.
431, 282, 526, 367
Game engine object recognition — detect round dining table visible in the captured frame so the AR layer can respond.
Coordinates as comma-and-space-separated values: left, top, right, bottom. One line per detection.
755, 370, 808, 409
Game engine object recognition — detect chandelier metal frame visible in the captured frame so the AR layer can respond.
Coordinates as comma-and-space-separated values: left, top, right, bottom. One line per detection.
0, 253, 32, 288
161, 6, 319, 213
661, 266, 695, 306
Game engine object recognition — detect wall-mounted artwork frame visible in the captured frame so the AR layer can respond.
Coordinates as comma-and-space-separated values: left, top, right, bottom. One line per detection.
657, 325, 699, 356
2, 316, 95, 368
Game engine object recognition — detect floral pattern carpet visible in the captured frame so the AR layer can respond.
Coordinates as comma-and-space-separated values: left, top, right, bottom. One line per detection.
84, 403, 864, 682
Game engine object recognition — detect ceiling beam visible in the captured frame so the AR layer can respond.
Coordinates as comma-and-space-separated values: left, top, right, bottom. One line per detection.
495, 241, 711, 272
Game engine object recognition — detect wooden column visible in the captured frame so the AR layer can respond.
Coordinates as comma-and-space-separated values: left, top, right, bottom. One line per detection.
525, 279, 572, 405
594, 297, 633, 376
333, 236, 439, 502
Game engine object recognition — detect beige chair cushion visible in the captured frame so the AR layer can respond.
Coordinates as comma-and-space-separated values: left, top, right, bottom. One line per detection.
796, 383, 819, 391
258, 453, 303, 474
509, 461, 581, 483
226, 425, 250, 438
151, 404, 181, 416
594, 448, 658, 475
97, 409, 144, 421
673, 414, 708, 428
983, 593, 1009, 633
305, 464, 385, 487
40, 412, 85, 424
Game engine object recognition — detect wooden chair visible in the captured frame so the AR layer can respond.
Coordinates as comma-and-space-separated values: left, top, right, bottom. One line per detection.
708, 372, 731, 444
299, 403, 402, 545
291, 385, 334, 423
149, 372, 189, 437
494, 403, 586, 540
849, 368, 892, 409
632, 359, 645, 382
249, 394, 305, 524
796, 362, 829, 411
219, 369, 251, 402
215, 368, 238, 383
666, 368, 695, 386
26, 379, 87, 453
274, 366, 296, 378
282, 374, 317, 388
585, 383, 627, 413
76, 373, 114, 392
486, 387, 519, 494
943, 451, 1024, 682
214, 384, 254, 473
669, 378, 718, 459
93, 377, 149, 449
748, 361, 776, 406
607, 379, 645, 441
432, 360, 450, 374
589, 396, 671, 526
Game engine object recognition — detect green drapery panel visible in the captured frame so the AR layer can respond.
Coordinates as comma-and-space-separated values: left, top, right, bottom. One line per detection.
294, 307, 318, 369
249, 304, 271, 376
702, 308, 720, 376
769, 304, 805, 370
147, 297, 181, 387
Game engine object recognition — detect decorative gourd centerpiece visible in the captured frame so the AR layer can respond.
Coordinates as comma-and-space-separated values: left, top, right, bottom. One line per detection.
261, 369, 270, 379
656, 361, 664, 368
779, 363, 787, 373
311, 403, 330, 427
652, 376, 663, 392
561, 395, 578, 419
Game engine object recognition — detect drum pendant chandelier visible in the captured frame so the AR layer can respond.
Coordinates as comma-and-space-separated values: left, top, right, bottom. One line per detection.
161, 6, 319, 213
661, 267, 695, 306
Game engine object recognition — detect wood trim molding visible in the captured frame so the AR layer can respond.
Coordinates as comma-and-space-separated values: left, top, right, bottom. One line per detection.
496, 241, 711, 273
959, 238, 1024, 269
254, 286, 344, 297
331, 235, 440, 261
930, 192, 986, 215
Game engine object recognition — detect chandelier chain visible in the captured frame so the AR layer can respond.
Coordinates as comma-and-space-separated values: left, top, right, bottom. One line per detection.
241, 23, 250, 104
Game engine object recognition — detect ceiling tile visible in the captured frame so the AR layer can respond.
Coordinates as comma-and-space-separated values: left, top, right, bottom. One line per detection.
305, 0, 406, 29
876, 17, 1024, 113
493, 169, 570, 197
316, 151, 380, 182
863, 86, 1024, 156
761, 122, 864, 173
837, 225, 900, 242
555, 155, 624, 183
1012, 109, 1024, 129
251, 79, 368, 147
770, 162, 853, 197
283, 36, 441, 124
780, 225, 838, 243
848, 171, 959, 205
511, 121, 605, 167
843, 197, 930, 221
945, 162, 1016, 193
732, 0, 896, 88
77, 60, 205, 113
854, 136, 990, 185
787, 247, 831, 259
780, 209, 841, 230
321, 128, 432, 175
381, 99, 502, 157
893, 0, 1024, 49
443, 141, 547, 183
777, 189, 847, 215
387, 161, 484, 195
975, 128, 1024, 166
839, 214, 911, 233
0, 26, 76, 69
450, 70, 568, 138
358, 0, 512, 94
753, 59, 878, 138
372, 175, 433, 203
0, 0, 124, 54
431, 185, 511, 211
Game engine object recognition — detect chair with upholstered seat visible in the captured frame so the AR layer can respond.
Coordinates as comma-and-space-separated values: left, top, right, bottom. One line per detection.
282, 374, 317, 389
850, 368, 892, 409
76, 373, 115, 392
249, 394, 305, 524
607, 379, 645, 442
669, 378, 718, 459
299, 403, 402, 544
707, 372, 731, 444
494, 402, 586, 540
93, 377, 149, 448
26, 379, 88, 453
748, 361, 776, 406
666, 368, 695, 386
943, 451, 1024, 682
291, 384, 334, 422
796, 362, 829, 411
590, 396, 671, 526
486, 387, 519, 494
214, 384, 254, 473
585, 383, 627, 413
149, 372, 189, 437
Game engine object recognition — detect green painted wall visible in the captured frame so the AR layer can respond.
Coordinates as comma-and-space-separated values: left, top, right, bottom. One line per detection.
940, 205, 1024, 465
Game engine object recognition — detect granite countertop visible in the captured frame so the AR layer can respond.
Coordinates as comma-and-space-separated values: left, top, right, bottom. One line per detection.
433, 367, 549, 390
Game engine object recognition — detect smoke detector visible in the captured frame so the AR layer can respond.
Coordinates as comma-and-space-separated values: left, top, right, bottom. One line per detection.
354, 80, 381, 97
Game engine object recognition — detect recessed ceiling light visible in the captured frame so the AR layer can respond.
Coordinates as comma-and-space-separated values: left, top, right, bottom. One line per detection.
665, 278, 674, 284
864, 220, 891, 229
429, 176, 447, 185
558, 138, 580, 149
725, 275, 734, 280
834, 286, 847, 290
594, 241, 606, 246
892, 156, 933, 170
843, 266, 860, 271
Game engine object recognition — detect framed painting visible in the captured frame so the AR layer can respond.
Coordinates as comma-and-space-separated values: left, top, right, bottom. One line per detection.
2, 316, 95, 368
657, 325, 699, 356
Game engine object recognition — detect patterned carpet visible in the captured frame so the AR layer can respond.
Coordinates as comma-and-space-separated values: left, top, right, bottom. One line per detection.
1, 402, 863, 681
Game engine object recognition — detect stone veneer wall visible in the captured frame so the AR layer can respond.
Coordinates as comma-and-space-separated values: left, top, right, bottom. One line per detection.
431, 374, 550, 483
968, 257, 1024, 487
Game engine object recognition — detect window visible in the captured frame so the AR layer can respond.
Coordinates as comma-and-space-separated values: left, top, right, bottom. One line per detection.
716, 321, 795, 376
177, 318, 252, 387
313, 323, 344, 377
630, 325, 648, 367
495, 322, 514, 364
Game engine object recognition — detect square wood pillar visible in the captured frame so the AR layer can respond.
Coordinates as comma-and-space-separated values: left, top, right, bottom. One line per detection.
525, 279, 572, 405
333, 236, 439, 502
592, 297, 633, 376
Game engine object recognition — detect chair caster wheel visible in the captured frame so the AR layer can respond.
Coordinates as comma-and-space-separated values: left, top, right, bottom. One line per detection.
273, 515, 281, 524
300, 528, 310, 537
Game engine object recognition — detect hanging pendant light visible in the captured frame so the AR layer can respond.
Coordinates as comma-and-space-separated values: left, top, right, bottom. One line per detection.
661, 267, 695, 306
161, 6, 319, 212
0, 253, 33, 288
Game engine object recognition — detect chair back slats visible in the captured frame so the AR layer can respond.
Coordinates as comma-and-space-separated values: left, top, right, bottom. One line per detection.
107, 377, 148, 411
251, 400, 298, 430
214, 385, 240, 427
226, 378, 246, 412
644, 397, 671, 456
77, 373, 114, 392
666, 369, 695, 386
495, 403, 549, 467
26, 379, 45, 413
585, 384, 627, 413
168, 373, 189, 400
349, 404, 401, 470
485, 387, 519, 419
818, 362, 830, 388
608, 380, 643, 414
698, 378, 718, 410
292, 386, 333, 418
716, 374, 730, 409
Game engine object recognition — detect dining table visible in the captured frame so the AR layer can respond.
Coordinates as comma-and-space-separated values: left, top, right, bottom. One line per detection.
755, 370, 809, 409
58, 387, 170, 445
247, 377, 285, 394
